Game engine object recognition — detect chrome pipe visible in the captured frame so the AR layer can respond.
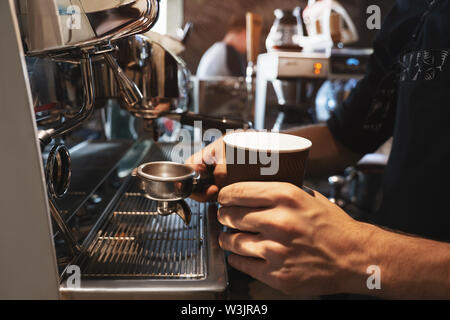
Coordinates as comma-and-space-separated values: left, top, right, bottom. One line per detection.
38, 51, 95, 146
17, 0, 160, 55
48, 197, 81, 257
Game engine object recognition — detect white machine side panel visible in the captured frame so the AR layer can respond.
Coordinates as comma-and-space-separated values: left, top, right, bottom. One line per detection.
0, 0, 60, 299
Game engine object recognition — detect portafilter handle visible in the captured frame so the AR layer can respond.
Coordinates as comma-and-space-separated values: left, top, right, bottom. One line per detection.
175, 112, 253, 133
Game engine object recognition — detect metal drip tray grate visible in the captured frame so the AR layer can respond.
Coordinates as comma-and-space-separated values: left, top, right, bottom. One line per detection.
77, 177, 207, 279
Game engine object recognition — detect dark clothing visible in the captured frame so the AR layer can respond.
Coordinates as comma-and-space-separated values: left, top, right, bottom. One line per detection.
327, 0, 450, 241
196, 42, 246, 78
225, 44, 247, 77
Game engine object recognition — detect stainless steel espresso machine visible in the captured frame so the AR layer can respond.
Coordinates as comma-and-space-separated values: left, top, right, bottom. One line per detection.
0, 0, 232, 299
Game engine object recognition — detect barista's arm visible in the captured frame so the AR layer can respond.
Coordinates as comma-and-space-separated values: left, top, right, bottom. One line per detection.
283, 124, 363, 178
347, 222, 450, 299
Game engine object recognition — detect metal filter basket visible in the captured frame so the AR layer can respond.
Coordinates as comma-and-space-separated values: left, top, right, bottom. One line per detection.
134, 161, 212, 224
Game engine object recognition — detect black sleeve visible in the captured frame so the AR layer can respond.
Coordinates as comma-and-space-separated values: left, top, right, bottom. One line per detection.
326, 62, 397, 154
326, 1, 426, 154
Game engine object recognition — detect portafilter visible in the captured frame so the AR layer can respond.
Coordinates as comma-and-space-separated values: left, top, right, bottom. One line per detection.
133, 161, 214, 225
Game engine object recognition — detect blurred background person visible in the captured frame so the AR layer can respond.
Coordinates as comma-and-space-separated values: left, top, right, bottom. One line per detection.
196, 15, 247, 78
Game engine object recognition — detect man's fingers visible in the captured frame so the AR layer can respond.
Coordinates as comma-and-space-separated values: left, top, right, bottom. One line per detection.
218, 182, 308, 208
185, 148, 215, 168
185, 152, 203, 167
217, 206, 273, 233
207, 138, 226, 165
185, 140, 226, 202
189, 185, 219, 203
213, 164, 227, 188
226, 254, 266, 281
186, 139, 225, 166
218, 182, 274, 207
185, 162, 207, 176
228, 254, 298, 296
219, 232, 264, 259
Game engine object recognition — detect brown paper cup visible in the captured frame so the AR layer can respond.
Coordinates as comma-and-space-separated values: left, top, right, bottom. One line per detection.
223, 131, 312, 187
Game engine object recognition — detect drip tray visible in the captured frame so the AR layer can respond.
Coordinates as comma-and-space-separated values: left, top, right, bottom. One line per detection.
78, 178, 206, 279
60, 177, 227, 299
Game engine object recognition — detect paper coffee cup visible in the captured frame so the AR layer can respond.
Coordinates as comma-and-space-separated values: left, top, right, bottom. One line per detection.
223, 131, 312, 187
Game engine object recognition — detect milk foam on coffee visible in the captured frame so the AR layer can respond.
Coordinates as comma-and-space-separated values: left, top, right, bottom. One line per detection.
223, 131, 312, 153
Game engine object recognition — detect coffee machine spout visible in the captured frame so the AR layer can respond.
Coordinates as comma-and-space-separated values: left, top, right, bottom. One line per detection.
102, 52, 144, 109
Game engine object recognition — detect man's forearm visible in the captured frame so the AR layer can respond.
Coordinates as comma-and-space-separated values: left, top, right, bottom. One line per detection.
345, 222, 450, 299
283, 124, 363, 177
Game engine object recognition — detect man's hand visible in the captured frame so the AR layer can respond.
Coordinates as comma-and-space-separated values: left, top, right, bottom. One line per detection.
185, 138, 227, 202
217, 182, 369, 297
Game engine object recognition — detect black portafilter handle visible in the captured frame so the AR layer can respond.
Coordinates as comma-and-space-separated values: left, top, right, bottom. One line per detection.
178, 112, 253, 133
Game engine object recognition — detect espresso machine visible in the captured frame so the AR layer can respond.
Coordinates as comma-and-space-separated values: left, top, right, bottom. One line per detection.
0, 0, 233, 299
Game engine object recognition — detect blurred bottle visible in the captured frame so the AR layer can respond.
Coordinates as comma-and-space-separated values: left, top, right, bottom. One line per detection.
301, 0, 359, 52
266, 7, 304, 52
